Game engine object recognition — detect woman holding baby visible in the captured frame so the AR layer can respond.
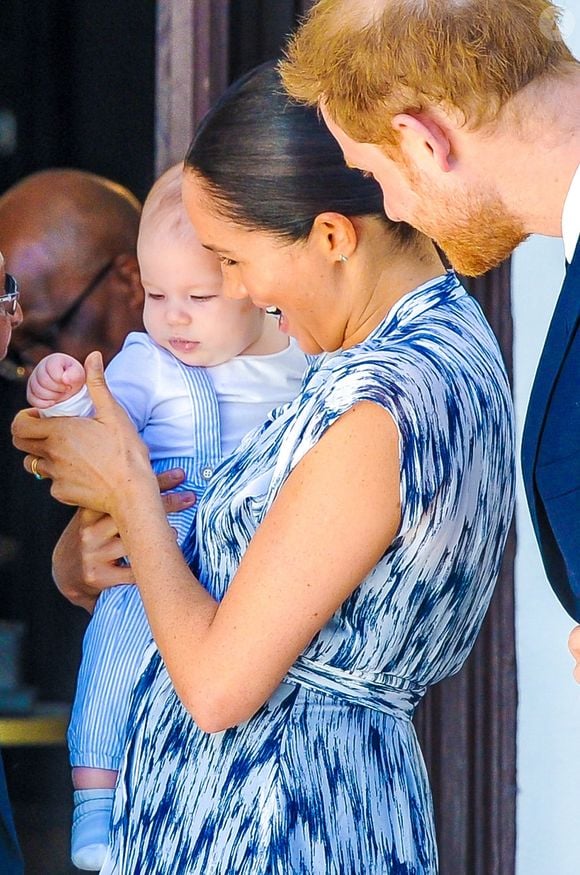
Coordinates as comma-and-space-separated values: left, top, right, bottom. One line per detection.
13, 63, 514, 874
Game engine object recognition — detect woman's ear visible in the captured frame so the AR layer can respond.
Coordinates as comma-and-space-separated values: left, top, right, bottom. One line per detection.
310, 213, 358, 264
392, 112, 453, 173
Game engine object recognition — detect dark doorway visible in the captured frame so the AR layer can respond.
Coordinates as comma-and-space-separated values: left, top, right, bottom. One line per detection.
0, 0, 155, 200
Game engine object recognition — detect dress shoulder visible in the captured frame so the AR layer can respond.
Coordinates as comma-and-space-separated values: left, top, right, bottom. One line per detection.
268, 287, 513, 538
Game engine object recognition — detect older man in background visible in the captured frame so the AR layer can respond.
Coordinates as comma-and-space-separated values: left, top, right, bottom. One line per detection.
283, 0, 580, 642
1, 169, 143, 375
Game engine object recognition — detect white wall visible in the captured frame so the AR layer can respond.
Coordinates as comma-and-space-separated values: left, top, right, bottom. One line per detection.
513, 236, 580, 875
514, 6, 580, 865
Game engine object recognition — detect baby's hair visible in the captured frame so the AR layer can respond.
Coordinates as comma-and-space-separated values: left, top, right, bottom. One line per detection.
140, 163, 199, 243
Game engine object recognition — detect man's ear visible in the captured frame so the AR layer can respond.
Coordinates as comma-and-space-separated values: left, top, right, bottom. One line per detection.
392, 113, 453, 173
310, 212, 358, 262
110, 253, 143, 310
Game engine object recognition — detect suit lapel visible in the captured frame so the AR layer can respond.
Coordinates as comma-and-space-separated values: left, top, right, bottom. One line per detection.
522, 241, 580, 489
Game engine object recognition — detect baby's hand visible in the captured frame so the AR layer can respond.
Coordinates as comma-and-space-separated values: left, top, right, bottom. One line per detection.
27, 353, 87, 409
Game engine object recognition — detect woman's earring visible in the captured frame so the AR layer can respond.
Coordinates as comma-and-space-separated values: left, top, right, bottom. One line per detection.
339, 254, 349, 263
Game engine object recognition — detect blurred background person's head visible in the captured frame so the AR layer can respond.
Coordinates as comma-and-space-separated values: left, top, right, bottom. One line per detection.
0, 168, 143, 373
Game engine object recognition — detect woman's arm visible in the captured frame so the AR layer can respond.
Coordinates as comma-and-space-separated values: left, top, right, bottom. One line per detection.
14, 352, 400, 732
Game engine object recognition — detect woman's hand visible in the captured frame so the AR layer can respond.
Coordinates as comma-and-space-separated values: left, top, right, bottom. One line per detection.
12, 350, 159, 520
53, 509, 129, 613
53, 469, 196, 612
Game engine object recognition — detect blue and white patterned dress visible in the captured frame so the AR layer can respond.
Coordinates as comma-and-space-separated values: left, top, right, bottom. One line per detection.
101, 272, 515, 875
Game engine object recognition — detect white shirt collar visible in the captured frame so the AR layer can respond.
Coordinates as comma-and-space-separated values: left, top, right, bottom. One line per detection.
561, 163, 580, 263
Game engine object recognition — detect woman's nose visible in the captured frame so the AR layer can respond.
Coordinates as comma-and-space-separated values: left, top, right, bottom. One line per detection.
222, 273, 248, 301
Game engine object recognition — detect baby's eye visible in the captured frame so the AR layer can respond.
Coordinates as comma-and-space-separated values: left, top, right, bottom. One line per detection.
189, 295, 216, 302
147, 292, 165, 301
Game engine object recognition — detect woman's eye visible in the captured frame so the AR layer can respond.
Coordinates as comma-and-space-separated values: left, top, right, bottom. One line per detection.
219, 256, 237, 268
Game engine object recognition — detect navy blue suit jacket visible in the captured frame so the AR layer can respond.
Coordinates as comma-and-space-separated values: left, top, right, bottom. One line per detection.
0, 754, 22, 874
521, 239, 580, 620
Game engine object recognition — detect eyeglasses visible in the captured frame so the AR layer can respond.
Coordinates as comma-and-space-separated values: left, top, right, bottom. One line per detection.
13, 258, 115, 354
0, 273, 20, 317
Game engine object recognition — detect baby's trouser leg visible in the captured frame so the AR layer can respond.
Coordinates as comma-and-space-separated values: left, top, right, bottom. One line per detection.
68, 584, 152, 769
68, 585, 153, 870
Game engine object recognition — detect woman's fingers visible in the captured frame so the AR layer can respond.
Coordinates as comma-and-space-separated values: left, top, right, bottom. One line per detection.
79, 509, 124, 559
83, 351, 112, 412
53, 509, 136, 613
156, 469, 196, 515
78, 509, 136, 587
78, 508, 107, 527
24, 453, 50, 481
161, 491, 196, 515
83, 554, 136, 588
11, 407, 45, 455
13, 353, 155, 514
156, 469, 186, 492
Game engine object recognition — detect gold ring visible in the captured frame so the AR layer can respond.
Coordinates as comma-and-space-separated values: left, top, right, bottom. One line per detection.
30, 457, 43, 481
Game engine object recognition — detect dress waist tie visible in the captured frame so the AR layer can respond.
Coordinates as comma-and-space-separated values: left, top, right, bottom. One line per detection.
285, 656, 425, 722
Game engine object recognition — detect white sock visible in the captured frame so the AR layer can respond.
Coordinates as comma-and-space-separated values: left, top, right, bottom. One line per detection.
71, 788, 115, 871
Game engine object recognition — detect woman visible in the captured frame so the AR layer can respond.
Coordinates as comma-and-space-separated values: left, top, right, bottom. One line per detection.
13, 65, 515, 874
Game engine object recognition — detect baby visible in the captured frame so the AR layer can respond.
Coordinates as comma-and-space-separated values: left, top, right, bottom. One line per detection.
27, 164, 307, 871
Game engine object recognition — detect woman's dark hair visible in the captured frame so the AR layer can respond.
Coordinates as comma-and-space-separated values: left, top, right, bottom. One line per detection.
185, 62, 418, 248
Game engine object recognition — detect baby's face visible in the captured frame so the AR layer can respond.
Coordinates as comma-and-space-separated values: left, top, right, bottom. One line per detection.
138, 231, 265, 367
